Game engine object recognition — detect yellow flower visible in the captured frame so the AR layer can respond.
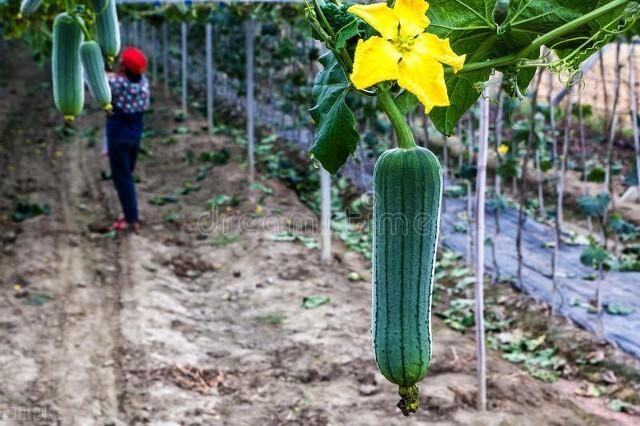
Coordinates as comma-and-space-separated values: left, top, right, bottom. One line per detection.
498, 144, 509, 155
348, 0, 466, 113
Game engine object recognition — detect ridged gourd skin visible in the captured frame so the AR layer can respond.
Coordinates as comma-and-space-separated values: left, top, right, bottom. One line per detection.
372, 147, 442, 414
19, 0, 44, 16
52, 13, 85, 121
80, 41, 112, 111
91, 0, 121, 62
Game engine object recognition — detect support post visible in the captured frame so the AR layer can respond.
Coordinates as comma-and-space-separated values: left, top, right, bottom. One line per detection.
133, 20, 139, 47
629, 42, 640, 203
162, 22, 169, 95
206, 22, 214, 133
151, 25, 157, 83
245, 19, 256, 183
320, 167, 332, 264
474, 90, 489, 412
181, 22, 188, 116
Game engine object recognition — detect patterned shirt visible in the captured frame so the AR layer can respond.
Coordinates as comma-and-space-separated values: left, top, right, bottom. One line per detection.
108, 74, 150, 114
106, 74, 149, 142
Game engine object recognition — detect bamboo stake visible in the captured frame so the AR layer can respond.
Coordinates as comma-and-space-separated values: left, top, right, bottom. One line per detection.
206, 22, 214, 133
604, 40, 622, 208
181, 22, 188, 116
629, 42, 640, 203
245, 19, 256, 184
151, 25, 158, 83
495, 91, 504, 196
517, 72, 544, 288
320, 167, 332, 264
474, 89, 490, 412
162, 22, 169, 96
551, 89, 573, 316
535, 148, 545, 216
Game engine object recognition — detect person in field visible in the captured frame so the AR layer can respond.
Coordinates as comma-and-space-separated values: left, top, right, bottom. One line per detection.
105, 47, 150, 232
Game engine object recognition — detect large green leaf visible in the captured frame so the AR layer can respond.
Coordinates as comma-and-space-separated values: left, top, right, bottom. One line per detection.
407, 0, 636, 135
309, 53, 360, 174
426, 0, 499, 135
500, 0, 628, 50
429, 68, 491, 135
502, 0, 634, 71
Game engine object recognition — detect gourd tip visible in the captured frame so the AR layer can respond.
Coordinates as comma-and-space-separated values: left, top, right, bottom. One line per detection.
397, 385, 419, 417
64, 115, 75, 123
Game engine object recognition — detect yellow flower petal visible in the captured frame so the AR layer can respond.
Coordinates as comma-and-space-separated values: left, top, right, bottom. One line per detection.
498, 144, 510, 155
350, 37, 401, 90
398, 51, 449, 113
393, 0, 430, 38
347, 3, 399, 39
418, 33, 466, 73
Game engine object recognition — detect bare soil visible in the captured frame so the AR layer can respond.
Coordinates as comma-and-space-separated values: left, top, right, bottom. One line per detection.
0, 48, 637, 426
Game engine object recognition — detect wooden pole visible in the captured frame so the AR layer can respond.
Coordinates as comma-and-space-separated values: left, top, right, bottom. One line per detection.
181, 21, 188, 116
133, 20, 139, 47
245, 19, 256, 184
162, 22, 169, 96
206, 22, 214, 133
151, 25, 158, 83
551, 89, 573, 315
517, 72, 544, 288
474, 90, 489, 412
629, 43, 640, 203
604, 40, 622, 205
320, 167, 332, 264
494, 90, 504, 196
535, 147, 545, 216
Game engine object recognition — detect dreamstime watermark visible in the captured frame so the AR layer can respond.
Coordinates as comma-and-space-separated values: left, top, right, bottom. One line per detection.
189, 204, 439, 238
0, 406, 58, 422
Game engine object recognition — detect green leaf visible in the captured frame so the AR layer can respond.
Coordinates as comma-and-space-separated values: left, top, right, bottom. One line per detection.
302, 295, 331, 309
605, 302, 635, 316
207, 195, 232, 207
23, 292, 52, 306
580, 242, 614, 270
426, 0, 499, 134
503, 352, 529, 363
578, 192, 610, 218
269, 232, 320, 249
445, 184, 467, 198
309, 53, 359, 174
527, 366, 559, 383
249, 182, 273, 195
587, 166, 606, 183
103, 230, 117, 240
335, 19, 360, 49
607, 399, 632, 412
211, 235, 241, 246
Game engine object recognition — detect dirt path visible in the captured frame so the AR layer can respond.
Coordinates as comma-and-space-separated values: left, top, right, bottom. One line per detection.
0, 50, 125, 424
0, 48, 636, 425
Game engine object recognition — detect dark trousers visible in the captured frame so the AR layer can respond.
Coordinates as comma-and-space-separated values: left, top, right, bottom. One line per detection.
108, 138, 140, 223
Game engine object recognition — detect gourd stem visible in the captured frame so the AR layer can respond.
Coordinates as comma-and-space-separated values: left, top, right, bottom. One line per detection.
397, 384, 419, 416
377, 88, 416, 150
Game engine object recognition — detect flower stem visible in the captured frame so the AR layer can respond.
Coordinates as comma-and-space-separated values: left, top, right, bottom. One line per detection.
377, 88, 416, 150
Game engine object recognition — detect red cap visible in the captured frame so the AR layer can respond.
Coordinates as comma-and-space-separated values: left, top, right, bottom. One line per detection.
120, 47, 147, 75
